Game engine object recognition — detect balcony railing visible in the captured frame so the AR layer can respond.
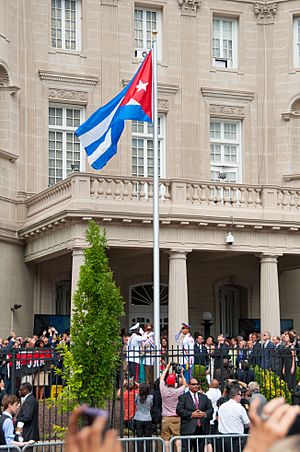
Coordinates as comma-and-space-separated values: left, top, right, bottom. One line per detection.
24, 173, 300, 223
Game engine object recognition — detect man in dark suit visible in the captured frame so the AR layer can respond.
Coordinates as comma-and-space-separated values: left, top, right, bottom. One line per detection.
249, 333, 262, 367
261, 331, 275, 370
272, 335, 284, 376
17, 382, 39, 442
194, 334, 208, 367
213, 334, 229, 382
176, 377, 213, 452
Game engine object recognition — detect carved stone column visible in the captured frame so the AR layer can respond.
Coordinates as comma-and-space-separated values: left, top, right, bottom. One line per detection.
254, 2, 277, 183
179, 3, 200, 180
259, 254, 281, 336
168, 250, 190, 346
71, 248, 85, 316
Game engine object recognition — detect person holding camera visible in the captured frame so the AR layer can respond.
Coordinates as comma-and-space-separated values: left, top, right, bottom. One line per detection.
159, 362, 187, 452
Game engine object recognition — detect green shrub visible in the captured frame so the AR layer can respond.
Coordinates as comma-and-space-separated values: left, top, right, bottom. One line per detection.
193, 365, 209, 392
254, 366, 292, 403
55, 220, 125, 408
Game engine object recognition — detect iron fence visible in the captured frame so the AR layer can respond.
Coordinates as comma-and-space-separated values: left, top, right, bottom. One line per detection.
0, 345, 297, 439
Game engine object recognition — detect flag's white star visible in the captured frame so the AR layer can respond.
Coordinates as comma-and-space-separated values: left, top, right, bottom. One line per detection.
136, 80, 148, 92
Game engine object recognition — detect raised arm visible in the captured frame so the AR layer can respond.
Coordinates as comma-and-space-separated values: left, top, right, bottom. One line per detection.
160, 362, 171, 381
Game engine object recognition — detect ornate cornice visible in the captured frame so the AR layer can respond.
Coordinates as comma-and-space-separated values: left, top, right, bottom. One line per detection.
48, 88, 88, 104
283, 174, 300, 182
209, 104, 245, 119
158, 98, 169, 112
281, 112, 300, 121
38, 70, 98, 86
0, 148, 18, 162
282, 97, 300, 121
254, 1, 277, 22
201, 87, 254, 103
101, 0, 118, 5
178, 0, 201, 17
157, 83, 179, 95
0, 85, 20, 94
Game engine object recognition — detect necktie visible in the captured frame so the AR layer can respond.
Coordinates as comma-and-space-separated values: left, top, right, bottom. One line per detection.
194, 394, 201, 427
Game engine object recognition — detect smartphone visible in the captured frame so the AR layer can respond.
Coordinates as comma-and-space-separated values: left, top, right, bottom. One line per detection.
79, 407, 108, 430
250, 393, 268, 419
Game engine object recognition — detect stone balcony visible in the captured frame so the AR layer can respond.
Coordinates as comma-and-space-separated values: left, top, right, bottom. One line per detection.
18, 172, 300, 238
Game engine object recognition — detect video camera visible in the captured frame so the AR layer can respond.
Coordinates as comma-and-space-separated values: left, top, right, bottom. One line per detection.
170, 362, 182, 375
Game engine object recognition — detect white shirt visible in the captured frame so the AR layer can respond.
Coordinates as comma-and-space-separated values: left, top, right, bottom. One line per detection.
206, 387, 222, 423
127, 332, 147, 363
175, 332, 194, 366
218, 399, 250, 434
143, 333, 155, 366
2, 411, 14, 445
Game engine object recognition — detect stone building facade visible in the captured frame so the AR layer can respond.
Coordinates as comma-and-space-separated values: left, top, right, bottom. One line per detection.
1, 0, 300, 341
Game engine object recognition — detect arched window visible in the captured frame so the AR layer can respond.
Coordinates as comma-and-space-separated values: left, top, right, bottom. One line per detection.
131, 283, 168, 306
129, 283, 168, 330
0, 64, 9, 86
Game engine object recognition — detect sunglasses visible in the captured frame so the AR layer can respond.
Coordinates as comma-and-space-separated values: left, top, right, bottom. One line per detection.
190, 383, 199, 386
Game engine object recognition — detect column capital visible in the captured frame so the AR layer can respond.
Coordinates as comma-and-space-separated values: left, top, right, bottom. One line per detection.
68, 242, 88, 255
256, 253, 283, 263
70, 247, 85, 257
168, 249, 192, 258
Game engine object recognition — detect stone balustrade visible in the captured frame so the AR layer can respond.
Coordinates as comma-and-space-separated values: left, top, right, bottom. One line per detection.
24, 173, 300, 222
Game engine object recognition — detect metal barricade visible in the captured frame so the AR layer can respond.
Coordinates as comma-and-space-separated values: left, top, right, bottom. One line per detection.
120, 436, 166, 452
169, 434, 249, 452
0, 447, 22, 452
22, 441, 64, 452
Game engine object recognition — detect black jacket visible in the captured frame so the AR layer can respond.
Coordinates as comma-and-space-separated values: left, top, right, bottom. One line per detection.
17, 393, 39, 441
249, 341, 262, 367
273, 344, 285, 376
176, 391, 213, 435
213, 343, 229, 369
194, 344, 209, 367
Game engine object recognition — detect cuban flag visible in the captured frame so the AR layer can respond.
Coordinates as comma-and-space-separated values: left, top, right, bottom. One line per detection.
75, 51, 152, 170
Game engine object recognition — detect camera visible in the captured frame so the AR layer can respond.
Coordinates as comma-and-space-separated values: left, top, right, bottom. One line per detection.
171, 362, 182, 374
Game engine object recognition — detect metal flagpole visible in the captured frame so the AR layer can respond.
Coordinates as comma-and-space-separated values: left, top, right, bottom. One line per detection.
152, 32, 160, 378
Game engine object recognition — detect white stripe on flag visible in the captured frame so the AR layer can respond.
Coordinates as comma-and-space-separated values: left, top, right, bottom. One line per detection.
88, 128, 112, 165
126, 99, 140, 107
79, 99, 122, 148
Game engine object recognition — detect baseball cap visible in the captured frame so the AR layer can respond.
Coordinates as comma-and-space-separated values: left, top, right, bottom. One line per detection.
166, 373, 176, 386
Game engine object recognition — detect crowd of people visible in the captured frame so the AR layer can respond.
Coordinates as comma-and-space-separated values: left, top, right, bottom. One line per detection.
118, 365, 300, 451
65, 399, 300, 452
0, 382, 39, 447
118, 321, 300, 450
0, 328, 70, 400
1, 322, 300, 450
123, 322, 300, 391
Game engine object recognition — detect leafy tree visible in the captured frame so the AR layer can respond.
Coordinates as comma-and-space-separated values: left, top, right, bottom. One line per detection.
58, 220, 124, 408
